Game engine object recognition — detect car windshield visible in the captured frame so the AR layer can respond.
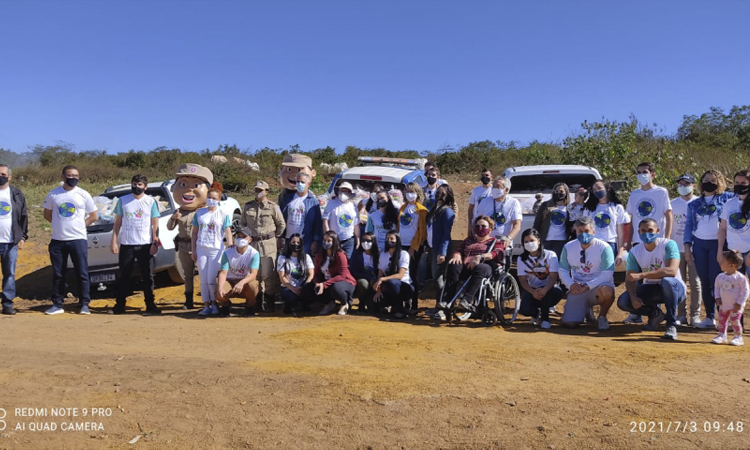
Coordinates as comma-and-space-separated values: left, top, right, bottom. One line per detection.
88, 188, 172, 230
509, 174, 598, 194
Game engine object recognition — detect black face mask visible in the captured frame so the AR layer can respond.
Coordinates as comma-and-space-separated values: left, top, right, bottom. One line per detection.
481, 176, 491, 185
377, 199, 388, 209
427, 176, 437, 186
0, 176, 8, 186
702, 181, 718, 193
435, 194, 446, 203
132, 186, 145, 196
290, 243, 301, 252
734, 184, 750, 196
65, 177, 79, 188
553, 192, 566, 201
384, 241, 395, 250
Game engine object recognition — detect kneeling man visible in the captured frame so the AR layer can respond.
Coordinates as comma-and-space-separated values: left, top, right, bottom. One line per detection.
216, 229, 260, 316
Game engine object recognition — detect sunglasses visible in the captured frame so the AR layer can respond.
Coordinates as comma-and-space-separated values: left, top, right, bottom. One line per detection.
580, 248, 586, 264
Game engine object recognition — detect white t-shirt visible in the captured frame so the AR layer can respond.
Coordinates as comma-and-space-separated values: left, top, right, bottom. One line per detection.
558, 238, 615, 287
0, 187, 13, 243
475, 197, 522, 238
192, 207, 231, 250
321, 257, 332, 280
285, 194, 307, 238
583, 203, 629, 244
398, 204, 419, 249
690, 195, 721, 241
517, 249, 559, 289
378, 249, 411, 285
221, 246, 260, 281
323, 199, 357, 241
567, 203, 585, 222
546, 205, 569, 241
367, 210, 396, 252
626, 238, 684, 288
43, 186, 97, 241
113, 194, 160, 245
626, 186, 671, 244
670, 196, 698, 252
469, 185, 493, 220
277, 254, 314, 288
719, 196, 750, 253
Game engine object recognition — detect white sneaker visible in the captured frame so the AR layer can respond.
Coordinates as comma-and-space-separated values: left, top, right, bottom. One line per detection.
45, 306, 64, 315
530, 317, 540, 326
435, 310, 447, 321
597, 316, 611, 331
548, 306, 559, 316
690, 314, 701, 327
675, 315, 687, 326
623, 313, 642, 324
695, 317, 716, 329
210, 304, 219, 315
319, 302, 336, 315
198, 306, 211, 316
711, 334, 728, 344
540, 320, 551, 329
730, 336, 744, 346
457, 312, 472, 322
337, 304, 349, 316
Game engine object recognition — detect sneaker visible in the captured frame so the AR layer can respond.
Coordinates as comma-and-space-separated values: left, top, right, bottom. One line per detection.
695, 317, 716, 329
1, 305, 16, 315
143, 307, 162, 316
662, 325, 678, 341
597, 316, 611, 331
540, 320, 551, 329
337, 304, 349, 316
436, 302, 449, 310
643, 309, 665, 331
730, 336, 744, 346
623, 313, 642, 324
435, 310, 447, 321
425, 308, 438, 317
530, 317, 541, 326
210, 304, 219, 315
198, 306, 211, 316
711, 334, 728, 344
585, 307, 596, 324
548, 306, 559, 316
319, 302, 336, 315
45, 306, 64, 315
690, 314, 701, 327
109, 306, 126, 315
79, 305, 91, 315
394, 312, 405, 319
457, 311, 472, 322
675, 315, 687, 326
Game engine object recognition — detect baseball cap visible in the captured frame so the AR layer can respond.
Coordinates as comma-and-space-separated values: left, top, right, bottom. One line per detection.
282, 154, 313, 169
175, 164, 213, 185
676, 173, 696, 184
254, 181, 270, 191
339, 181, 353, 192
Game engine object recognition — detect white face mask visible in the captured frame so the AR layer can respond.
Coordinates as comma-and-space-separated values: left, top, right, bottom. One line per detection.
339, 193, 350, 202
677, 185, 693, 196
206, 198, 220, 207
370, 192, 378, 202
361, 241, 372, 250
524, 241, 539, 252
236, 238, 249, 248
405, 192, 417, 203
637, 173, 651, 186
492, 188, 505, 198
256, 191, 266, 199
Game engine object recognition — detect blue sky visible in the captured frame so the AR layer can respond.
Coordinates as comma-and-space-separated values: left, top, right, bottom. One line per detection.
1, 0, 748, 155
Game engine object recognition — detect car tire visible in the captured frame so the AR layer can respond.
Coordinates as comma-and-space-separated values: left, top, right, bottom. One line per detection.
167, 265, 184, 284
231, 212, 242, 237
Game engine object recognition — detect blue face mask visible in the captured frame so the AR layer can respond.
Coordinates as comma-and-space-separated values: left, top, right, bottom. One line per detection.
577, 232, 594, 245
296, 182, 306, 193
639, 232, 659, 244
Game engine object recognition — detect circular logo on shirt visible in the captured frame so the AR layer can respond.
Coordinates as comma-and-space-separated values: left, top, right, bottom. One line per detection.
721, 280, 734, 291
0, 201, 11, 218
728, 211, 750, 231
550, 210, 566, 226
58, 202, 78, 220
594, 212, 612, 229
491, 211, 506, 228
637, 200, 655, 218
400, 213, 413, 227
338, 213, 353, 228
697, 203, 717, 217
290, 265, 304, 280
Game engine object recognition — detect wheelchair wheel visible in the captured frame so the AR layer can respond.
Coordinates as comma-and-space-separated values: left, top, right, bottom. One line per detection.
481, 310, 498, 327
494, 273, 520, 325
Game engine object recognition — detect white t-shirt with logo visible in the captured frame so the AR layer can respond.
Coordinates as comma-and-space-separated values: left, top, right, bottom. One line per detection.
670, 196, 698, 252
285, 194, 307, 238
277, 253, 314, 288
0, 187, 13, 243
690, 195, 721, 241
221, 246, 260, 281
475, 197, 522, 238
469, 185, 493, 221
626, 238, 684, 288
366, 210, 396, 252
398, 204, 419, 249
192, 207, 231, 250
720, 196, 750, 253
546, 205, 569, 241
113, 194, 160, 245
517, 249, 559, 289
378, 249, 411, 285
583, 202, 630, 244
323, 199, 357, 241
43, 186, 98, 241
626, 186, 671, 244
558, 238, 615, 287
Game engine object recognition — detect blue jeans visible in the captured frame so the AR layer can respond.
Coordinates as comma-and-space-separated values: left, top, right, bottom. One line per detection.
0, 243, 18, 306
617, 277, 685, 326
49, 239, 90, 307
519, 286, 563, 321
418, 244, 452, 293
692, 237, 721, 320
340, 237, 355, 260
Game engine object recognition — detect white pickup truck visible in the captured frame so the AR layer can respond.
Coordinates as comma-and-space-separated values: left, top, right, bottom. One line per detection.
84, 180, 242, 290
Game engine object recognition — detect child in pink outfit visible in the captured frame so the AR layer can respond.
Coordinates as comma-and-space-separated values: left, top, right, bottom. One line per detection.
712, 250, 747, 346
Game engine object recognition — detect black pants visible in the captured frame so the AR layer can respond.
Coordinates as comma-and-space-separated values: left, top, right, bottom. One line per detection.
380, 279, 415, 314
303, 280, 355, 306
444, 262, 493, 304
408, 246, 423, 310
116, 244, 156, 309
49, 239, 90, 307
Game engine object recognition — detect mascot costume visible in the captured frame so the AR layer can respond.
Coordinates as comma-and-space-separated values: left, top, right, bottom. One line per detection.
278, 153, 316, 204
167, 163, 213, 309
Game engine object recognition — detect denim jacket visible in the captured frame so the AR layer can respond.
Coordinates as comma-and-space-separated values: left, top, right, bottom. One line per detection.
683, 191, 734, 245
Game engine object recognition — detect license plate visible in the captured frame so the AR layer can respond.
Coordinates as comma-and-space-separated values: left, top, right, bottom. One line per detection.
91, 273, 116, 283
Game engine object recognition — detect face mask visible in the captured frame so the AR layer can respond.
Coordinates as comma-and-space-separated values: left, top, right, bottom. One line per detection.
702, 182, 718, 193
405, 192, 417, 203
0, 176, 8, 186
65, 177, 79, 188
370, 192, 378, 201
377, 199, 387, 209
734, 184, 749, 196
475, 226, 491, 237
593, 189, 607, 200
132, 186, 145, 196
553, 192, 567, 201
435, 194, 446, 203
639, 232, 659, 244
492, 188, 505, 198
677, 185, 693, 196
637, 173, 651, 186
296, 182, 307, 193
577, 232, 594, 245
290, 243, 301, 252
384, 241, 396, 249
524, 241, 539, 252
339, 193, 350, 202
236, 238, 249, 248
427, 176, 437, 186
481, 176, 491, 185
206, 198, 220, 207
361, 241, 372, 250
256, 191, 266, 199
322, 241, 332, 250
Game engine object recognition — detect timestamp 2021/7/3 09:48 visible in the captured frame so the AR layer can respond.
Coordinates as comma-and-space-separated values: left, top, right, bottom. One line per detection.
630, 421, 744, 433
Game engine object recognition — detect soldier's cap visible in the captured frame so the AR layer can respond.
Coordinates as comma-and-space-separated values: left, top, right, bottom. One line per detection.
676, 173, 696, 184
282, 153, 312, 169
175, 163, 213, 185
254, 181, 270, 191
338, 181, 354, 192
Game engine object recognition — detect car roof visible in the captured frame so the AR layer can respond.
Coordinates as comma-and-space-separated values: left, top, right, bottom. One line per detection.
339, 166, 420, 184
104, 180, 172, 194
503, 165, 600, 176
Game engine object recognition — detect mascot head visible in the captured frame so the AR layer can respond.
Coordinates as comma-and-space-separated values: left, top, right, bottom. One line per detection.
279, 154, 316, 192
172, 163, 213, 211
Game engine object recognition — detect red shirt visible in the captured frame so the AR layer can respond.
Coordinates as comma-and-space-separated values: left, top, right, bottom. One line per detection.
313, 251, 356, 287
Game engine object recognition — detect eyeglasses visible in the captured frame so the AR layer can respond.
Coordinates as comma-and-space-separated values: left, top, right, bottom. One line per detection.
580, 248, 586, 264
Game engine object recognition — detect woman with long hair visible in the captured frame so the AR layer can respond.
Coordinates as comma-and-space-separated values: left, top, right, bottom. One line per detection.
397, 182, 428, 312
372, 230, 413, 319
516, 228, 563, 329
532, 182, 572, 258
350, 231, 380, 313
582, 180, 630, 266
366, 189, 399, 252
419, 184, 456, 315
304, 230, 356, 315
277, 233, 314, 314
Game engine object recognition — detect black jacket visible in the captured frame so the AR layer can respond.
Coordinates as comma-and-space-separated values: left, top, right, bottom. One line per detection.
7, 186, 28, 244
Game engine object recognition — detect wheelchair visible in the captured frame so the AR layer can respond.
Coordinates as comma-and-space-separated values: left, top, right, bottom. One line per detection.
437, 247, 520, 326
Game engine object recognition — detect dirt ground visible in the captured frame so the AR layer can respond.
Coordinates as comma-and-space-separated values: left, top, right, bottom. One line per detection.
1, 180, 748, 450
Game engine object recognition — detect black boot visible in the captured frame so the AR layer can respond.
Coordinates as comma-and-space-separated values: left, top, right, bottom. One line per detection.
182, 292, 194, 310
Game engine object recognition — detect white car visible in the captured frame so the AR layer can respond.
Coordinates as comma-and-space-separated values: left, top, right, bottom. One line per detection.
84, 179, 242, 290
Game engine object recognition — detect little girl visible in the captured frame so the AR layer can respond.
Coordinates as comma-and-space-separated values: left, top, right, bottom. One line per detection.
711, 250, 747, 346
192, 185, 233, 316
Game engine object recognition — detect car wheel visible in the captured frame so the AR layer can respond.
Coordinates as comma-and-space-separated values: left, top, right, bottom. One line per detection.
167, 265, 184, 284
231, 212, 242, 237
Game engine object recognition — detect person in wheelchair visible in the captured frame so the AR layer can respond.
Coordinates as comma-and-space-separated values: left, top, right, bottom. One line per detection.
439, 215, 505, 314
517, 228, 563, 329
